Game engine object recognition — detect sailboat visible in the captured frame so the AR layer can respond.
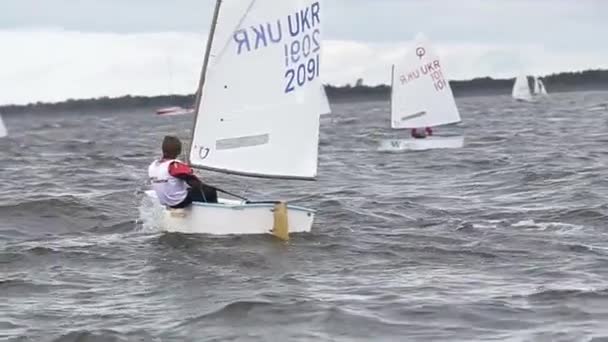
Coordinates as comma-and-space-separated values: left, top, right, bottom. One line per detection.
379, 33, 463, 151
512, 74, 533, 102
0, 114, 7, 138
156, 106, 194, 116
533, 76, 548, 97
145, 0, 330, 239
155, 57, 195, 116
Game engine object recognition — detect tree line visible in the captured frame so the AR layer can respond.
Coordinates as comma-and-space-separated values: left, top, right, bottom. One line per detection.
2, 69, 608, 114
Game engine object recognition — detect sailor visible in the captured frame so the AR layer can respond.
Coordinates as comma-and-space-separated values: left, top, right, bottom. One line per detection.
411, 127, 433, 139
148, 135, 217, 208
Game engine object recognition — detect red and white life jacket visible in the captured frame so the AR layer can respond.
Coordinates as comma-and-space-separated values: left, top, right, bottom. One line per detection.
148, 159, 188, 207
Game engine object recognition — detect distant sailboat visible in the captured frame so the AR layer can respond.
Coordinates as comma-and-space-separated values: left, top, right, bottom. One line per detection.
512, 74, 533, 102
145, 0, 330, 239
0, 114, 7, 138
155, 57, 195, 116
379, 33, 463, 151
156, 106, 195, 116
533, 76, 548, 96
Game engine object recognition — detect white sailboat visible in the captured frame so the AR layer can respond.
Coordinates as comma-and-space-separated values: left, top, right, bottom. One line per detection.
145, 0, 330, 239
155, 57, 195, 116
533, 76, 548, 96
379, 33, 463, 151
512, 74, 533, 102
0, 114, 7, 138
156, 106, 194, 116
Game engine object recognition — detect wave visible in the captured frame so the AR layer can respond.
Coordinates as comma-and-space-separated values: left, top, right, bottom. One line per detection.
173, 298, 409, 339
0, 278, 57, 294
26, 120, 75, 131
0, 195, 138, 237
172, 300, 278, 326
546, 207, 607, 224
50, 329, 157, 342
334, 117, 358, 124
0, 196, 98, 215
410, 245, 499, 260
317, 305, 411, 337
527, 288, 608, 301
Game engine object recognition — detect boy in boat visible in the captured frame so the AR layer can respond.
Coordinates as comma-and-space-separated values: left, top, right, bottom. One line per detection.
411, 127, 433, 139
148, 135, 218, 208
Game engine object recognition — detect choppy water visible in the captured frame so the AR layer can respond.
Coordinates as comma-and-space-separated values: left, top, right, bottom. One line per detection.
2, 91, 608, 341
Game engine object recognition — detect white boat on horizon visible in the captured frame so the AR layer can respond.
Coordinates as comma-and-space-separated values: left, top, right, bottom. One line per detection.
512, 73, 534, 102
154, 55, 195, 117
379, 33, 463, 151
533, 76, 548, 97
155, 106, 195, 116
0, 113, 7, 138
145, 0, 330, 240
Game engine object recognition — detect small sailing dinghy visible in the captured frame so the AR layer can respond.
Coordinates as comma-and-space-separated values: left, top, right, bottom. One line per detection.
0, 114, 7, 138
512, 74, 534, 102
156, 106, 194, 116
379, 33, 463, 151
533, 76, 548, 97
145, 0, 330, 239
154, 56, 195, 116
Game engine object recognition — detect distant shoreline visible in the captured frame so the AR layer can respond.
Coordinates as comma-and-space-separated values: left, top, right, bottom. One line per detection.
2, 69, 608, 114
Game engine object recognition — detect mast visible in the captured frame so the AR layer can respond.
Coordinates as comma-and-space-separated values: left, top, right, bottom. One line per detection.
187, 0, 223, 165
167, 56, 173, 95
389, 64, 395, 127
390, 65, 395, 109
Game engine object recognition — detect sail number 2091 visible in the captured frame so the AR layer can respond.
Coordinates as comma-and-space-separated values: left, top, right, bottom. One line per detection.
284, 29, 321, 93
284, 55, 320, 93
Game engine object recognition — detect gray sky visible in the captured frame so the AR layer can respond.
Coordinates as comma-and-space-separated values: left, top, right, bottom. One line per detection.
1, 0, 607, 104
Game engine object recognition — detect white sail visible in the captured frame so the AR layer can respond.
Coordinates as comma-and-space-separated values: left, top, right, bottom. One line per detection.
390, 33, 461, 129
319, 84, 331, 115
537, 78, 548, 95
512, 74, 532, 101
0, 114, 6, 138
533, 77, 540, 94
188, 0, 329, 180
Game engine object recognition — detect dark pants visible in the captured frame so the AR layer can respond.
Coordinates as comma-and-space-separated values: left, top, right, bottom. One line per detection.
412, 132, 427, 139
170, 186, 218, 208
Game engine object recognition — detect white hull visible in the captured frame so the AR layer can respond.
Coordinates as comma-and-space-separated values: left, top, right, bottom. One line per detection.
156, 106, 194, 116
144, 190, 315, 236
378, 136, 464, 151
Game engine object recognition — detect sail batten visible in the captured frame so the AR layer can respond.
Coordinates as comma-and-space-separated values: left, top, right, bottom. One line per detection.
189, 164, 317, 181
188, 0, 329, 180
390, 33, 461, 129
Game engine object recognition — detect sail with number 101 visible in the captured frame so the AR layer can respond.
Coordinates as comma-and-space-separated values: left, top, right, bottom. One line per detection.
390, 33, 461, 130
379, 33, 463, 151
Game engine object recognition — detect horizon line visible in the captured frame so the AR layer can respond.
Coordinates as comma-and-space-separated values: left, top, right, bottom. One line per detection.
2, 67, 605, 108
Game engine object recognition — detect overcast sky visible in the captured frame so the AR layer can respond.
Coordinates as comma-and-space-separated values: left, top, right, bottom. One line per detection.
1, 0, 606, 105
